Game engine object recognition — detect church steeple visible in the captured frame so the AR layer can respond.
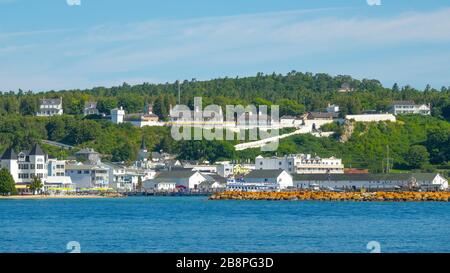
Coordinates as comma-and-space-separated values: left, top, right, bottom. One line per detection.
140, 137, 147, 151
138, 136, 148, 163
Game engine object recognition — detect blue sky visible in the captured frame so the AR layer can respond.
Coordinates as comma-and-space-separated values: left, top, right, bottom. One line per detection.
1, 0, 450, 91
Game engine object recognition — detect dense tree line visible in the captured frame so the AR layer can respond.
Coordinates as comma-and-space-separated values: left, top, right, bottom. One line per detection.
1, 72, 449, 120
0, 72, 449, 171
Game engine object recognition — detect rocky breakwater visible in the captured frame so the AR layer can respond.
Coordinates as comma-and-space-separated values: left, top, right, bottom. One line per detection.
209, 191, 450, 202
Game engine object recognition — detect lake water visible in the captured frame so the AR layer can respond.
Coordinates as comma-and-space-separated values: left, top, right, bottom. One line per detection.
0, 196, 449, 253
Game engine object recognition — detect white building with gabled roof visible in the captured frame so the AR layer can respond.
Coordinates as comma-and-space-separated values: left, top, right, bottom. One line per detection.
0, 144, 72, 193
389, 101, 431, 115
227, 169, 293, 191
36, 98, 63, 117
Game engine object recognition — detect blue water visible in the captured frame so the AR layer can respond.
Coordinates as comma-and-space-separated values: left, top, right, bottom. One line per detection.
0, 197, 449, 253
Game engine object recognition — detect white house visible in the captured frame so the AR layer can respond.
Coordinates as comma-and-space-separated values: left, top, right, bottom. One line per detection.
36, 98, 63, 117
389, 101, 431, 116
227, 169, 293, 191
65, 163, 109, 189
0, 144, 72, 193
293, 173, 448, 191
101, 162, 145, 192
83, 101, 99, 116
111, 107, 125, 124
143, 170, 208, 190
255, 154, 344, 174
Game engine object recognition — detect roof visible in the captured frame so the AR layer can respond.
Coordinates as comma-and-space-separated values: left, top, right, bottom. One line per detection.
75, 148, 99, 155
244, 169, 286, 179
40, 98, 62, 105
308, 112, 339, 119
84, 101, 97, 108
0, 147, 17, 160
155, 170, 198, 179
66, 164, 107, 171
29, 144, 45, 156
203, 174, 227, 184
391, 100, 416, 106
293, 173, 441, 182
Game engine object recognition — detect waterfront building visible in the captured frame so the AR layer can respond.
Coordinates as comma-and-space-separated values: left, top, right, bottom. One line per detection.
111, 107, 125, 124
101, 162, 148, 191
227, 169, 293, 191
36, 98, 63, 117
65, 163, 109, 189
143, 180, 177, 191
144, 170, 209, 190
83, 101, 99, 116
255, 154, 344, 174
0, 144, 72, 192
388, 101, 431, 115
293, 173, 448, 191
198, 174, 227, 191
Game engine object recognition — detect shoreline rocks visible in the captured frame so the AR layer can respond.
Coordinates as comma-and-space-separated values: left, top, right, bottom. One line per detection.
209, 191, 450, 202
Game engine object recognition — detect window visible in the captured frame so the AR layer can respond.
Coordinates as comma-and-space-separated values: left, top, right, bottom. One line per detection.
19, 173, 29, 179
37, 164, 44, 169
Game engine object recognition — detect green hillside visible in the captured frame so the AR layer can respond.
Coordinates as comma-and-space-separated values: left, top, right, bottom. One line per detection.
1, 72, 449, 175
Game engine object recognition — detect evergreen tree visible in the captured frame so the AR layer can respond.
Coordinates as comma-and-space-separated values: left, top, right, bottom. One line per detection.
0, 169, 17, 195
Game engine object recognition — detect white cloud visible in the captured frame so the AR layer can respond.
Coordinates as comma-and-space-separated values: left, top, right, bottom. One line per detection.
1, 7, 450, 90
67, 0, 81, 6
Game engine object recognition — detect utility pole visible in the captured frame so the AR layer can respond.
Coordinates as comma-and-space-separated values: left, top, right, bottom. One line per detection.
383, 145, 392, 173
178, 81, 181, 105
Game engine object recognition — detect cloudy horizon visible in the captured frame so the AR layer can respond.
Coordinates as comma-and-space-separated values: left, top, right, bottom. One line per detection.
1, 0, 450, 92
